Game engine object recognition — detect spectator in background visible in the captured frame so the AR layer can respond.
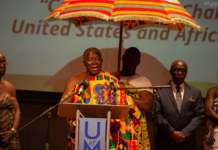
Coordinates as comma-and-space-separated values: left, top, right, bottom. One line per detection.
152, 60, 204, 150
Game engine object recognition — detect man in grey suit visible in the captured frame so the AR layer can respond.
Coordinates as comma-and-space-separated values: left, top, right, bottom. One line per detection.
152, 60, 204, 150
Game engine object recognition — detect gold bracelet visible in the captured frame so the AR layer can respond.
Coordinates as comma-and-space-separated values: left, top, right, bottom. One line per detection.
11, 128, 17, 133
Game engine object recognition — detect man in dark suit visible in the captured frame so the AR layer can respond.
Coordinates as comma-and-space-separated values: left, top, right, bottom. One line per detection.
152, 60, 205, 150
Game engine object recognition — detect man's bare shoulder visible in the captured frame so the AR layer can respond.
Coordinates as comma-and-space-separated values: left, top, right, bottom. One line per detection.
110, 72, 117, 77
66, 72, 87, 88
212, 87, 218, 91
208, 87, 218, 96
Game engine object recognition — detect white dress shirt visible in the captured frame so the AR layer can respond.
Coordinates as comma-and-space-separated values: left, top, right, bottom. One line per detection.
120, 73, 153, 93
171, 81, 185, 100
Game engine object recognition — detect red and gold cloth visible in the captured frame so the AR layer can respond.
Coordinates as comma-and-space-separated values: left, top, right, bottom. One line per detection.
61, 71, 142, 150
0, 94, 20, 150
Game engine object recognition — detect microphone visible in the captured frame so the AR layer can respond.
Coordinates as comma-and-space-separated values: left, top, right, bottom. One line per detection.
78, 79, 89, 95
109, 80, 117, 96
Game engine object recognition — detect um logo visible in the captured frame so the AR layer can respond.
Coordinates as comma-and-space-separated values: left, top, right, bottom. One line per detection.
79, 118, 106, 150
84, 122, 100, 150
84, 140, 100, 150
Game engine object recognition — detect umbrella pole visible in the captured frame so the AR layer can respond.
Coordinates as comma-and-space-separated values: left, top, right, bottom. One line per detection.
116, 21, 123, 80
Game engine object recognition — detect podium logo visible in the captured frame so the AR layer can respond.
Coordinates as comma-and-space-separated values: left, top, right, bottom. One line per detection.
84, 140, 100, 150
79, 118, 106, 150
84, 122, 100, 150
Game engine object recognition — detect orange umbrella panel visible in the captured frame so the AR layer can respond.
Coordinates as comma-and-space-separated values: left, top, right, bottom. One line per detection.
45, 0, 115, 27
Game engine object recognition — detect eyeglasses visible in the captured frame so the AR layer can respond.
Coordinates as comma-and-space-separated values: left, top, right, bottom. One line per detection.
0, 62, 8, 67
172, 68, 187, 74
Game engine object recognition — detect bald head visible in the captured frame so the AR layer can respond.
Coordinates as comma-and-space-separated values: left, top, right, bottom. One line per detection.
171, 60, 188, 70
0, 53, 6, 64
0, 53, 5, 60
0, 53, 6, 78
83, 47, 102, 61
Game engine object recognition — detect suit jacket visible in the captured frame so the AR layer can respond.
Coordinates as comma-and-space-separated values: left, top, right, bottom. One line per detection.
151, 82, 205, 150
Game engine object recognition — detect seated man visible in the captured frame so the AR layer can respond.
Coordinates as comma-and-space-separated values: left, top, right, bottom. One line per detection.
61, 47, 142, 150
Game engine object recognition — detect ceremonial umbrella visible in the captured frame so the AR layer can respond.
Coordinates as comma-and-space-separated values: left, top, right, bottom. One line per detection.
44, 0, 201, 78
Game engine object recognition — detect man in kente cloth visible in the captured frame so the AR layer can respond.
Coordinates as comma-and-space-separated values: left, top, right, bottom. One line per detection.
60, 47, 142, 150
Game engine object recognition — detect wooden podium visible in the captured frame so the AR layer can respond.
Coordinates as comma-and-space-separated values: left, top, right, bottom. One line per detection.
59, 103, 129, 150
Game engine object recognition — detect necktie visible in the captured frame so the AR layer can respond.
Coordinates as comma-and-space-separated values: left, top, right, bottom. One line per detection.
176, 85, 182, 113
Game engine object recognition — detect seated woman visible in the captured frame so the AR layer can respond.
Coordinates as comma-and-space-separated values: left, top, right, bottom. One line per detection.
0, 53, 21, 150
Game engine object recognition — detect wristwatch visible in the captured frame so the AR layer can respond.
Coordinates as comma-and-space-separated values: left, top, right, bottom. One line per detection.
11, 128, 17, 133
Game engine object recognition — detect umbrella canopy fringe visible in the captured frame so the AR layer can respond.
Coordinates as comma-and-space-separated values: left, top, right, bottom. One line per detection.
163, 0, 181, 4
133, 24, 180, 32
58, 12, 110, 21
172, 19, 202, 32
44, 12, 61, 22
80, 20, 120, 27
111, 15, 172, 25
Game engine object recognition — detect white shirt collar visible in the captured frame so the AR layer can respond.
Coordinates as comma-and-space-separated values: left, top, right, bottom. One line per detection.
171, 81, 185, 99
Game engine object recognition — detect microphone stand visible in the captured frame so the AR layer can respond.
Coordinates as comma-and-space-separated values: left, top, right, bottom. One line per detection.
45, 111, 51, 150
116, 85, 171, 150
2, 90, 79, 147
152, 88, 160, 150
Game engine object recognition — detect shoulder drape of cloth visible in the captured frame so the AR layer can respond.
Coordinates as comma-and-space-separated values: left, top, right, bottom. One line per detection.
60, 71, 142, 150
121, 82, 151, 150
0, 94, 20, 150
